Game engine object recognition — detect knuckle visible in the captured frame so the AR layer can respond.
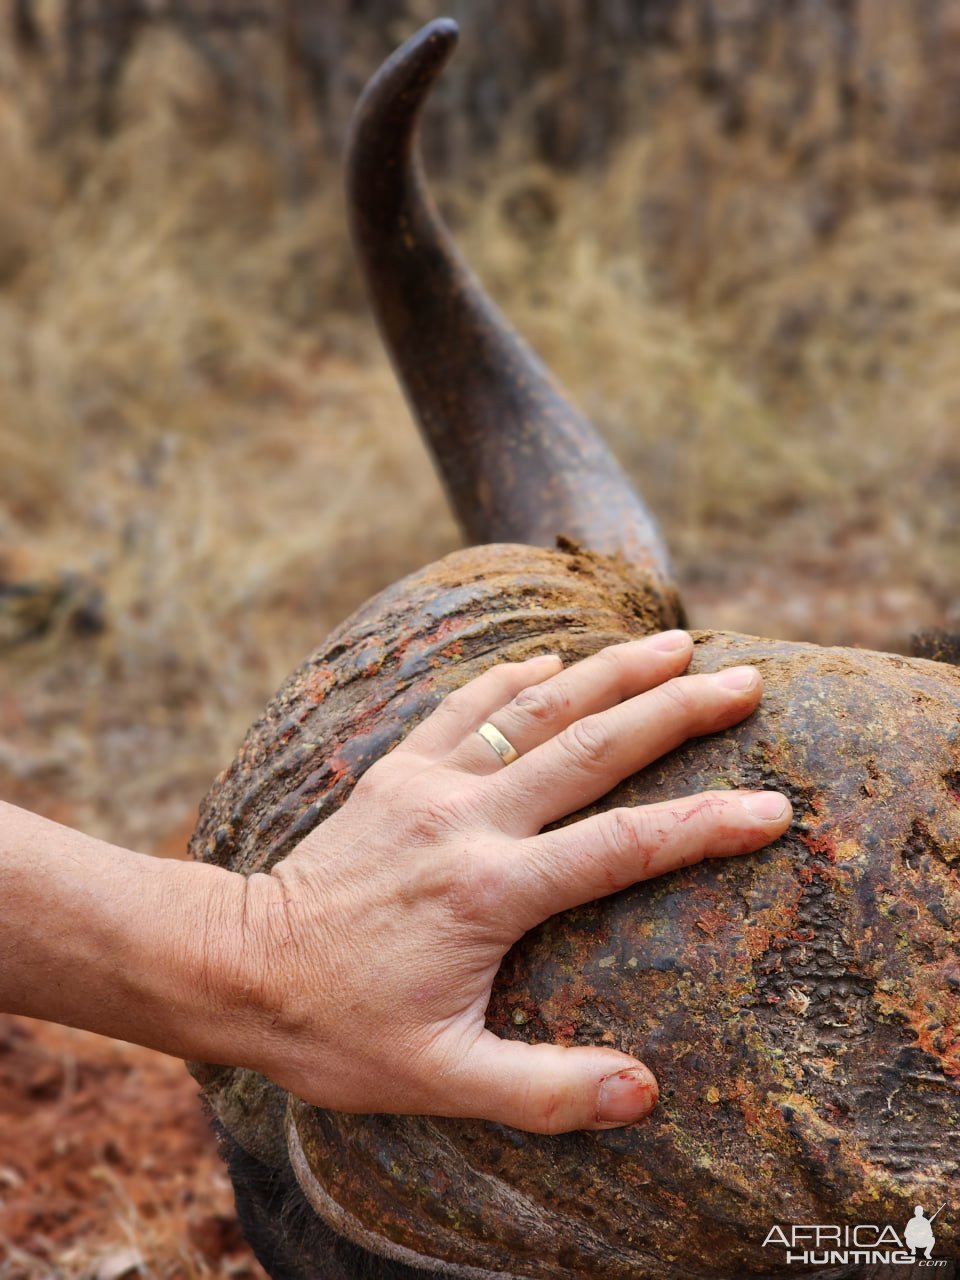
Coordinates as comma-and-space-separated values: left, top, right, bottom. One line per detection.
608, 806, 652, 866
411, 661, 532, 742
428, 665, 509, 722
594, 643, 633, 689
401, 784, 477, 844
560, 714, 612, 769
656, 675, 698, 720
439, 677, 476, 706
443, 848, 508, 924
510, 678, 570, 727
551, 811, 646, 901
425, 686, 472, 730
394, 693, 461, 757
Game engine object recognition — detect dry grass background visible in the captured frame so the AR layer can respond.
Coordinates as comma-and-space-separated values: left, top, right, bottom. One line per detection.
0, 3, 958, 1270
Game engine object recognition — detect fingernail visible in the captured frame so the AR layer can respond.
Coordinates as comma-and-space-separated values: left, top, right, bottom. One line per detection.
715, 665, 758, 691
649, 630, 689, 652
597, 1067, 657, 1125
741, 791, 789, 821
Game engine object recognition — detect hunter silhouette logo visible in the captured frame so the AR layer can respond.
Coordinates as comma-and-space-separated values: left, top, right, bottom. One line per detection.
762, 1204, 950, 1267
905, 1205, 946, 1261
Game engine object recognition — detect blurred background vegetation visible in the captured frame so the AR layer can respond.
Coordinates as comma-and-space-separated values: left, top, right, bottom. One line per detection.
1, 0, 958, 859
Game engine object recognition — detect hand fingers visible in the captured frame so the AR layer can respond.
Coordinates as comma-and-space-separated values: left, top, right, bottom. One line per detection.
450, 631, 693, 776
438, 1031, 658, 1133
396, 653, 562, 760
484, 665, 766, 835
505, 788, 792, 929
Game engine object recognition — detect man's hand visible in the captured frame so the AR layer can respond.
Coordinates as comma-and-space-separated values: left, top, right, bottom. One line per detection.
232, 631, 791, 1132
0, 632, 790, 1133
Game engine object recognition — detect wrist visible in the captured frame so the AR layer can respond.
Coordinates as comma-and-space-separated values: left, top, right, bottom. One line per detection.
78, 851, 256, 1064
189, 867, 289, 1072
204, 858, 341, 1092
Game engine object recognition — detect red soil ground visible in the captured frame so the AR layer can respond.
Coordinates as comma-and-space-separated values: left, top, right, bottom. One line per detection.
0, 1013, 266, 1279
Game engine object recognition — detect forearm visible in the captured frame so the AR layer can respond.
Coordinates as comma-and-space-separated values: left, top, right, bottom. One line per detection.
0, 800, 257, 1063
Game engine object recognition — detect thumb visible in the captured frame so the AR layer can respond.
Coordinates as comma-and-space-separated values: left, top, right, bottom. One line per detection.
443, 1032, 659, 1134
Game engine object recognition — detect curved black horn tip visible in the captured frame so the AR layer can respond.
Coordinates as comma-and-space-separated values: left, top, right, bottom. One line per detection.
356, 18, 459, 120
419, 17, 459, 46
400, 17, 460, 69
347, 19, 460, 230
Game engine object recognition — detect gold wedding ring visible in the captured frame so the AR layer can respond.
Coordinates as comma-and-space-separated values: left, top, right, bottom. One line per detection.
475, 720, 520, 765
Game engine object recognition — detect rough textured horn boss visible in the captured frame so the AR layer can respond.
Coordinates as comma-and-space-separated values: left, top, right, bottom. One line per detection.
189, 19, 960, 1280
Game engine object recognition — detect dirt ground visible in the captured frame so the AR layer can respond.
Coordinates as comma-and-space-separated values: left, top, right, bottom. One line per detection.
0, 1015, 266, 1279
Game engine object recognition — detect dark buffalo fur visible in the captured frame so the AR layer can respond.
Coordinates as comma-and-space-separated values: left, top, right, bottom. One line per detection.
212, 1117, 438, 1280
